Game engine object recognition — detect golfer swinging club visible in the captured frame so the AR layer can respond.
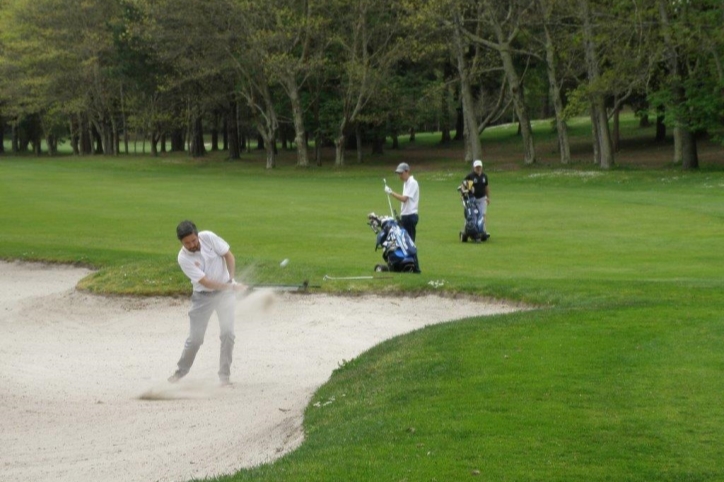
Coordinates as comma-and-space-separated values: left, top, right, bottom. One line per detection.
168, 220, 247, 386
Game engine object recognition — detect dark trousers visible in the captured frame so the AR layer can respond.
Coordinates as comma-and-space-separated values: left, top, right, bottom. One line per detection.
400, 214, 419, 242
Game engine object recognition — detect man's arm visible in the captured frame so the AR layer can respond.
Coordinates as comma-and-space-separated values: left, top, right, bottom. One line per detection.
389, 191, 409, 202
197, 250, 245, 291
198, 276, 246, 291
223, 250, 236, 281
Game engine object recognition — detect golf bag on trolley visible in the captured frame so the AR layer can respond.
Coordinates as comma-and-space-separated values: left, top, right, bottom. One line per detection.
367, 213, 421, 273
458, 180, 489, 242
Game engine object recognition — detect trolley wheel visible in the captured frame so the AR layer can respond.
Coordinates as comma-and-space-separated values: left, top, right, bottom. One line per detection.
460, 231, 468, 243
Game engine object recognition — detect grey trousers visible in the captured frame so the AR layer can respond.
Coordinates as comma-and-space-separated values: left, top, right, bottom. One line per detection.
175, 290, 236, 380
475, 197, 488, 232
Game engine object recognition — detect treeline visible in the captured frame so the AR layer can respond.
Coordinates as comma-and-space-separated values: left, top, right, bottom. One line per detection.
0, 0, 721, 169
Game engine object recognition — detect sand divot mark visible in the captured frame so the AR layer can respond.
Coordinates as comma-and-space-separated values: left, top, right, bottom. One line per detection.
138, 379, 231, 401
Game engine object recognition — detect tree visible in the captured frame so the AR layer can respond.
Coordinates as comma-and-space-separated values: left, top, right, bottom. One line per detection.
576, 0, 615, 168
0, 0, 124, 155
443, 0, 538, 164
257, 0, 329, 167
536, 0, 574, 164
320, 0, 409, 166
651, 0, 724, 169
452, 8, 484, 162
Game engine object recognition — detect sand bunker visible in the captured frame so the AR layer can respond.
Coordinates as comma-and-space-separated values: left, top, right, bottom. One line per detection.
0, 261, 520, 482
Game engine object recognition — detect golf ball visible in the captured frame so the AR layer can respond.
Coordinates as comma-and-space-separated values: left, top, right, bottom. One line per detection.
280, 258, 289, 268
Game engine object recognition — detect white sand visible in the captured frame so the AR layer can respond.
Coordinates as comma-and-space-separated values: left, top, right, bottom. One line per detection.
0, 261, 521, 482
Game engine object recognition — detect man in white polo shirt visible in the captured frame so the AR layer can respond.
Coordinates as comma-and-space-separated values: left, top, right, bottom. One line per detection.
169, 220, 247, 386
385, 162, 420, 241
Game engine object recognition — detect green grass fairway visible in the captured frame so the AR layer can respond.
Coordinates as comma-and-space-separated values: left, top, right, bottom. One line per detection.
1, 151, 724, 481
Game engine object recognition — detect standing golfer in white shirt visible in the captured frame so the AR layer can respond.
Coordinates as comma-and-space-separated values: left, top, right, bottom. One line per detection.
385, 162, 420, 241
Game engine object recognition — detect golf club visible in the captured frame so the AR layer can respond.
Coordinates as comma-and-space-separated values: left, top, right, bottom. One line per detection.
247, 280, 319, 292
323, 275, 392, 280
383, 178, 398, 220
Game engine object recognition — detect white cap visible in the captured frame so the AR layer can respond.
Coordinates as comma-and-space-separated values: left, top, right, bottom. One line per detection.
395, 162, 410, 173
473, 160, 483, 168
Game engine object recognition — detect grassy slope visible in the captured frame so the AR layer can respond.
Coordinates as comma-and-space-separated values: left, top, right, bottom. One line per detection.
1, 117, 724, 481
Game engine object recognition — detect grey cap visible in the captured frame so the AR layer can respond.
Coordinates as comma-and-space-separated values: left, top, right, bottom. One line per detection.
395, 162, 410, 173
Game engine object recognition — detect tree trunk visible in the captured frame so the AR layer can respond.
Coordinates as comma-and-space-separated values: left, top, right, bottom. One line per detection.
0, 117, 4, 154
440, 89, 452, 145
372, 131, 385, 155
595, 102, 613, 168
69, 118, 80, 155
110, 115, 119, 156
656, 112, 666, 141
80, 114, 92, 155
284, 76, 309, 167
222, 118, 228, 151
315, 133, 322, 167
543, 20, 571, 164
580, 0, 613, 168
333, 121, 348, 167
658, 0, 695, 170
672, 126, 683, 164
151, 131, 159, 157
170, 129, 184, 152
612, 105, 620, 152
261, 131, 276, 169
334, 116, 349, 166
409, 127, 416, 143
11, 121, 18, 153
227, 99, 240, 160
454, 106, 464, 141
189, 116, 205, 158
211, 111, 219, 152
120, 84, 129, 154
680, 128, 698, 169
453, 13, 482, 162
356, 123, 364, 162
91, 123, 103, 154
590, 106, 601, 164
500, 47, 536, 164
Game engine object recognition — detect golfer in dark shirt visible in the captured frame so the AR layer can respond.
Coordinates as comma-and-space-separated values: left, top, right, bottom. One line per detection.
464, 160, 490, 236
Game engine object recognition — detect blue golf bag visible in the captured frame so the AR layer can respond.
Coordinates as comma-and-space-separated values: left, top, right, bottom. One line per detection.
458, 181, 488, 242
367, 213, 421, 273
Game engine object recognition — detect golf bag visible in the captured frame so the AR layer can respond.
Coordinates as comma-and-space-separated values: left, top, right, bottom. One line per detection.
458, 180, 488, 242
367, 213, 421, 273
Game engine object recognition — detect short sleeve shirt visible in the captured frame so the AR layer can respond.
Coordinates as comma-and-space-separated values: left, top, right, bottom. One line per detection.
177, 231, 231, 292
401, 175, 419, 215
464, 171, 489, 199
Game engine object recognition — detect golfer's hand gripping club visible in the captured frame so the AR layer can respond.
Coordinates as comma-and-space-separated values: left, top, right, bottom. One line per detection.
230, 279, 249, 292
383, 178, 395, 218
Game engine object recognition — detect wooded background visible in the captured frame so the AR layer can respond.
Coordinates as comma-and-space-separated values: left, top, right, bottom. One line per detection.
0, 0, 721, 169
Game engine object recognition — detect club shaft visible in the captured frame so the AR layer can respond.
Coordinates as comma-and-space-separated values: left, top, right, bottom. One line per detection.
383, 179, 395, 218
